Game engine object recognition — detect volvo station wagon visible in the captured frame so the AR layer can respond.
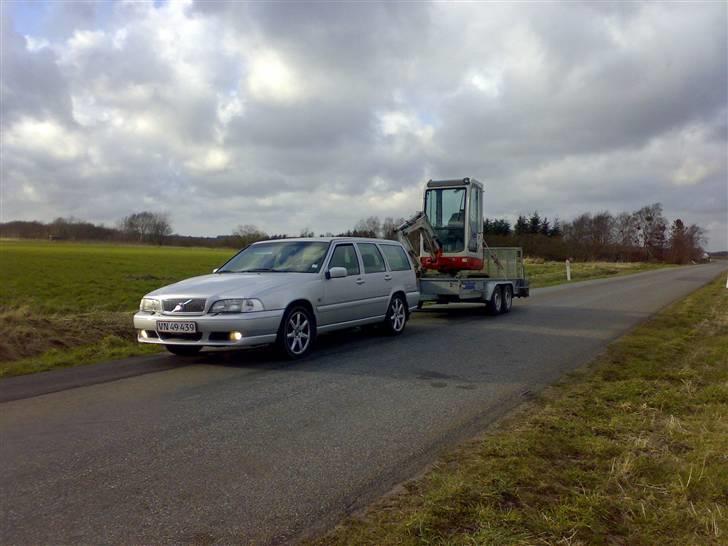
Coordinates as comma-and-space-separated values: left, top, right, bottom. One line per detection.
134, 238, 420, 358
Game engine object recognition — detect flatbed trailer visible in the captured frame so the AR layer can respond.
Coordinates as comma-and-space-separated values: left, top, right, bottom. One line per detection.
416, 247, 529, 314
396, 178, 530, 315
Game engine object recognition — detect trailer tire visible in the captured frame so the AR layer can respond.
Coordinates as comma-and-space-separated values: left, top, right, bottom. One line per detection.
500, 284, 513, 314
486, 286, 502, 315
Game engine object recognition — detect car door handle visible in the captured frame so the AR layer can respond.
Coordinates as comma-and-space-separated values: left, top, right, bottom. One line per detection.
356, 278, 365, 285
384, 274, 392, 281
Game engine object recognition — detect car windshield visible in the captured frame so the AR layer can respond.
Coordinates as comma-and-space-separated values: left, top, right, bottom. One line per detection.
218, 241, 330, 273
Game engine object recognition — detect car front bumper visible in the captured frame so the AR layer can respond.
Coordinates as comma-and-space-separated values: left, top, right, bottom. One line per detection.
133, 309, 285, 348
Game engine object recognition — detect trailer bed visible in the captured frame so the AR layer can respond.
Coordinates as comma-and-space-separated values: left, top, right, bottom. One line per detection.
417, 247, 529, 309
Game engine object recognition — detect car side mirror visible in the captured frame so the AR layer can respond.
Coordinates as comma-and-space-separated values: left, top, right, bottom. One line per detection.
212, 268, 219, 273
326, 267, 347, 279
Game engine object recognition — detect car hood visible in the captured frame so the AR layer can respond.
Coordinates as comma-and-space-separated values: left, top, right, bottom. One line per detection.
146, 273, 310, 300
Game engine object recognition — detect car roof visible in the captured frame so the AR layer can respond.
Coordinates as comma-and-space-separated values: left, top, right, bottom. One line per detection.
252, 237, 402, 245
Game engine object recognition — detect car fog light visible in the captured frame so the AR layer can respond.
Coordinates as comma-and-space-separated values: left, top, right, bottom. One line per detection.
140, 330, 149, 339
229, 331, 243, 341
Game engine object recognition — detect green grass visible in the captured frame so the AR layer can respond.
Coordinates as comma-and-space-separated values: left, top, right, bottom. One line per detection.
526, 260, 674, 288
0, 240, 681, 377
1, 240, 235, 376
1, 239, 233, 313
310, 275, 728, 545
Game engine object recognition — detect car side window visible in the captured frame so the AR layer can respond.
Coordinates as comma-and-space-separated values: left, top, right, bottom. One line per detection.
380, 244, 412, 271
329, 244, 360, 276
357, 243, 386, 274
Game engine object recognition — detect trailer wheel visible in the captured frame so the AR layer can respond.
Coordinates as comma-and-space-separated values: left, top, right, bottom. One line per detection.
500, 285, 513, 314
486, 286, 502, 315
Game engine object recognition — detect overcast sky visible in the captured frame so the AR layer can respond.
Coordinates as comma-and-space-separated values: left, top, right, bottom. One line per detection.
1, 1, 726, 249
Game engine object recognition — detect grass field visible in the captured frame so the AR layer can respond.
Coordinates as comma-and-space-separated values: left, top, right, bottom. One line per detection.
524, 258, 673, 287
1, 240, 234, 376
1, 240, 676, 377
310, 275, 728, 545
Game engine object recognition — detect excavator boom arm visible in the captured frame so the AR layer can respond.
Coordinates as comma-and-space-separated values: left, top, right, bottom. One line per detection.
395, 211, 442, 273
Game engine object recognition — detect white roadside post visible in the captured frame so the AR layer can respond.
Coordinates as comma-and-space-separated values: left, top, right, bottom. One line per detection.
566, 259, 572, 282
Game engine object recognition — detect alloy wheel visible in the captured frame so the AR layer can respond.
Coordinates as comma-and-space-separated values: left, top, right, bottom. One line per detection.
390, 298, 406, 332
285, 311, 311, 355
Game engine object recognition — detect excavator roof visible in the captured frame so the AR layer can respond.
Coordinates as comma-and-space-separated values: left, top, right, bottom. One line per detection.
426, 178, 482, 188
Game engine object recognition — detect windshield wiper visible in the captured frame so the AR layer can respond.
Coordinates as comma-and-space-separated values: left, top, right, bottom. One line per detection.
237, 268, 287, 273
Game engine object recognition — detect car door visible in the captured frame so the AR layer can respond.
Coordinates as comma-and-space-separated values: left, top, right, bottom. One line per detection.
318, 243, 367, 326
355, 242, 391, 318
379, 243, 418, 307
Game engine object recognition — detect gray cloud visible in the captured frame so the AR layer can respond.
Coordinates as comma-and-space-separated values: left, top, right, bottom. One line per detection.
2, 1, 726, 249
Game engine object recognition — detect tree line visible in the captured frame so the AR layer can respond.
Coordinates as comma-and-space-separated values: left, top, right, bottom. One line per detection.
335, 205, 705, 264
480, 204, 706, 263
1, 212, 179, 246
1, 203, 708, 263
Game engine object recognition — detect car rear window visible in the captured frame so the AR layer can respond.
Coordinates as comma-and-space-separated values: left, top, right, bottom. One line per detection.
358, 243, 386, 273
380, 244, 411, 271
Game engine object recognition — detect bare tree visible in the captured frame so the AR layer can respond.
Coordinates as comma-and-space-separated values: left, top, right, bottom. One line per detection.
233, 224, 268, 247
353, 216, 382, 238
614, 212, 638, 247
149, 213, 173, 245
382, 216, 405, 240
120, 211, 173, 244
633, 203, 667, 259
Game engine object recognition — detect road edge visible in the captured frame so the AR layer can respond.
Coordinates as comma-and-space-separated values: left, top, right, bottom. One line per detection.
0, 354, 181, 403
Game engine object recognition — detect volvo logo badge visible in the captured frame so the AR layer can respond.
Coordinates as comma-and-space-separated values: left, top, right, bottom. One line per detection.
173, 299, 192, 312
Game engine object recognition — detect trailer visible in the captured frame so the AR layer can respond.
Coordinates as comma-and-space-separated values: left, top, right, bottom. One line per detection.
397, 178, 529, 315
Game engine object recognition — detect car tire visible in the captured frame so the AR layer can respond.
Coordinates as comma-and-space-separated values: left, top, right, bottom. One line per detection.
486, 286, 503, 315
277, 305, 316, 359
165, 345, 202, 357
383, 294, 408, 335
500, 284, 513, 314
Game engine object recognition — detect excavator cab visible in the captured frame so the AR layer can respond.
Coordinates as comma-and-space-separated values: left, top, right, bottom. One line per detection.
421, 178, 484, 272
397, 178, 485, 274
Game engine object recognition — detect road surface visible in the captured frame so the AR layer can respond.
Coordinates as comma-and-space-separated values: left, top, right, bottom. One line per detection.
1, 263, 725, 545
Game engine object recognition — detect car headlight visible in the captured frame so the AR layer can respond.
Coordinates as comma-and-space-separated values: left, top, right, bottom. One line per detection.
140, 298, 162, 313
210, 298, 264, 314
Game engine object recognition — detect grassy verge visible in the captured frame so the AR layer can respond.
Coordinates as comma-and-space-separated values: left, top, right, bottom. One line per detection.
312, 275, 728, 545
0, 240, 234, 377
526, 259, 674, 288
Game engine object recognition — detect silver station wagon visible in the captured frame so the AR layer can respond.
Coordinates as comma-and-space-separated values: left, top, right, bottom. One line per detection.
134, 238, 420, 358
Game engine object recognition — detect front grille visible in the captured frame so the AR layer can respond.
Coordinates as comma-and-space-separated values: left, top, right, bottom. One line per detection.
162, 298, 206, 313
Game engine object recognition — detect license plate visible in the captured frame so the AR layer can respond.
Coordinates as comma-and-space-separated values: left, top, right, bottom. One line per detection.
156, 321, 197, 334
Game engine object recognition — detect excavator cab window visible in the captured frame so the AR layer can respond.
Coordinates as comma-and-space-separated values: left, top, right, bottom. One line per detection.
424, 187, 466, 252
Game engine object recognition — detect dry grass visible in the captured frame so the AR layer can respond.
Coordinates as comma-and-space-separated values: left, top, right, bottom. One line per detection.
0, 306, 132, 362
0, 307, 161, 377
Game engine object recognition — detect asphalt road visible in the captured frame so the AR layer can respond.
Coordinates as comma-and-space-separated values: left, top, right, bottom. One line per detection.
1, 263, 725, 545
